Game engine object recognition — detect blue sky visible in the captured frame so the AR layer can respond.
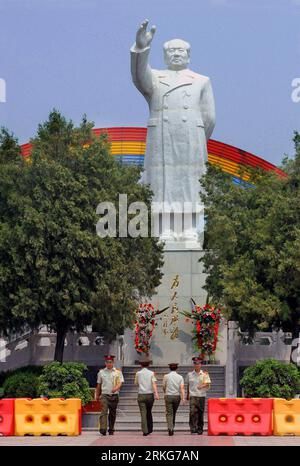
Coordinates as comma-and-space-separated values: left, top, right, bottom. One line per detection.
0, 0, 299, 166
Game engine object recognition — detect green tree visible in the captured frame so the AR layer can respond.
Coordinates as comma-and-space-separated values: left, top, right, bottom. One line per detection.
200, 133, 300, 350
0, 128, 24, 334
0, 111, 164, 362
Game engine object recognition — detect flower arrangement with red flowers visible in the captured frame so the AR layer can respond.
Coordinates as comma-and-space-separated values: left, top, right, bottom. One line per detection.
135, 303, 156, 354
181, 304, 222, 360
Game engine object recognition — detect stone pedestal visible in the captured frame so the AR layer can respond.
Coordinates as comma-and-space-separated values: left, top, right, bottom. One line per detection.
123, 249, 227, 365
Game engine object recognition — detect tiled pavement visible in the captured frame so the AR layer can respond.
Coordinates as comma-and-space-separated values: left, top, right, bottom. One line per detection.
1, 432, 300, 446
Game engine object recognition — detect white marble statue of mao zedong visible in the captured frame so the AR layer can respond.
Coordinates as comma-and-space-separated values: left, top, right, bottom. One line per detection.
130, 20, 216, 244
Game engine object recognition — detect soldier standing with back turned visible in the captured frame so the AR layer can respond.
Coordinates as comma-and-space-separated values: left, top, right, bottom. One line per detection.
162, 363, 185, 436
134, 360, 159, 436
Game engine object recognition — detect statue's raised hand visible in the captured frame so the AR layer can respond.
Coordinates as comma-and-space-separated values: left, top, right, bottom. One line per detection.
135, 19, 156, 50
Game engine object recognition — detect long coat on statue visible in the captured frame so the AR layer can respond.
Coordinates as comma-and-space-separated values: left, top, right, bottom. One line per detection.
131, 46, 216, 210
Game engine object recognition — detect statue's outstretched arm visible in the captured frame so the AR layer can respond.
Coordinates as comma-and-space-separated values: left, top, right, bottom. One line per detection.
130, 19, 156, 99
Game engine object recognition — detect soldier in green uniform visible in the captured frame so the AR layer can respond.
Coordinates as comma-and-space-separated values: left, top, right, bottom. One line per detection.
94, 355, 124, 436
186, 356, 211, 435
134, 360, 159, 436
162, 363, 185, 436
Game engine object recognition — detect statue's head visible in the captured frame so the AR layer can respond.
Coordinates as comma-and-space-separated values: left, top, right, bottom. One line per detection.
163, 39, 191, 71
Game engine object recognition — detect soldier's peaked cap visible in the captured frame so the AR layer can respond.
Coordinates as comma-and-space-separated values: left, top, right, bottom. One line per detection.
104, 355, 115, 361
192, 356, 203, 364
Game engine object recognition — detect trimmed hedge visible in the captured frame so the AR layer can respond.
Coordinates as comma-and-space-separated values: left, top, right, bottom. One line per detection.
0, 365, 43, 387
38, 362, 92, 405
240, 358, 300, 399
0, 363, 92, 405
3, 371, 40, 398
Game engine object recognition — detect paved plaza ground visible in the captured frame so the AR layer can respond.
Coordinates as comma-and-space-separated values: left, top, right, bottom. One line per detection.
1, 431, 300, 446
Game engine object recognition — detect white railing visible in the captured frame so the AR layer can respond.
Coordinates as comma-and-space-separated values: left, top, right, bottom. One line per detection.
0, 330, 112, 372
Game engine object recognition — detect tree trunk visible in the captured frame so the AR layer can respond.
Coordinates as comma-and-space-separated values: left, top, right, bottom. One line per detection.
54, 326, 67, 363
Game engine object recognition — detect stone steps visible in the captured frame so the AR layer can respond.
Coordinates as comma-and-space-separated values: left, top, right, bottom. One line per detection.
116, 407, 191, 413
117, 395, 223, 402
83, 412, 208, 431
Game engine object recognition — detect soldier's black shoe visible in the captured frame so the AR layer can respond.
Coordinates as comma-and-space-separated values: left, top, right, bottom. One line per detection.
168, 430, 174, 436
143, 433, 149, 436
197, 431, 203, 435
108, 431, 114, 435
100, 431, 106, 436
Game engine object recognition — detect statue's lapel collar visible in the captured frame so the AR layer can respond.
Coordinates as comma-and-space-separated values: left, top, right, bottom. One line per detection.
158, 69, 194, 95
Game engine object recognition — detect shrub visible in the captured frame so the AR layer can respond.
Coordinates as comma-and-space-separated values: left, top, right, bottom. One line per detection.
38, 362, 92, 405
0, 365, 43, 387
3, 371, 40, 398
240, 358, 300, 399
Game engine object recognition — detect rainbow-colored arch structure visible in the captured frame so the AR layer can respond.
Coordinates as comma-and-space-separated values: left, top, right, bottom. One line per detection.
21, 126, 285, 182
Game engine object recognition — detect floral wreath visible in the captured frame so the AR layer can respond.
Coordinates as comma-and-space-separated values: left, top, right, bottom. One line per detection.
181, 304, 222, 359
135, 303, 156, 354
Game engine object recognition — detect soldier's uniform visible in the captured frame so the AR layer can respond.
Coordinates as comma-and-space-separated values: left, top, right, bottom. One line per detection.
134, 366, 157, 435
163, 363, 184, 435
97, 356, 124, 435
186, 357, 211, 434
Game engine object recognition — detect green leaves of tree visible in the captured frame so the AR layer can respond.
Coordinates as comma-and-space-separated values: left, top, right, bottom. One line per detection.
0, 111, 164, 361
200, 135, 300, 338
